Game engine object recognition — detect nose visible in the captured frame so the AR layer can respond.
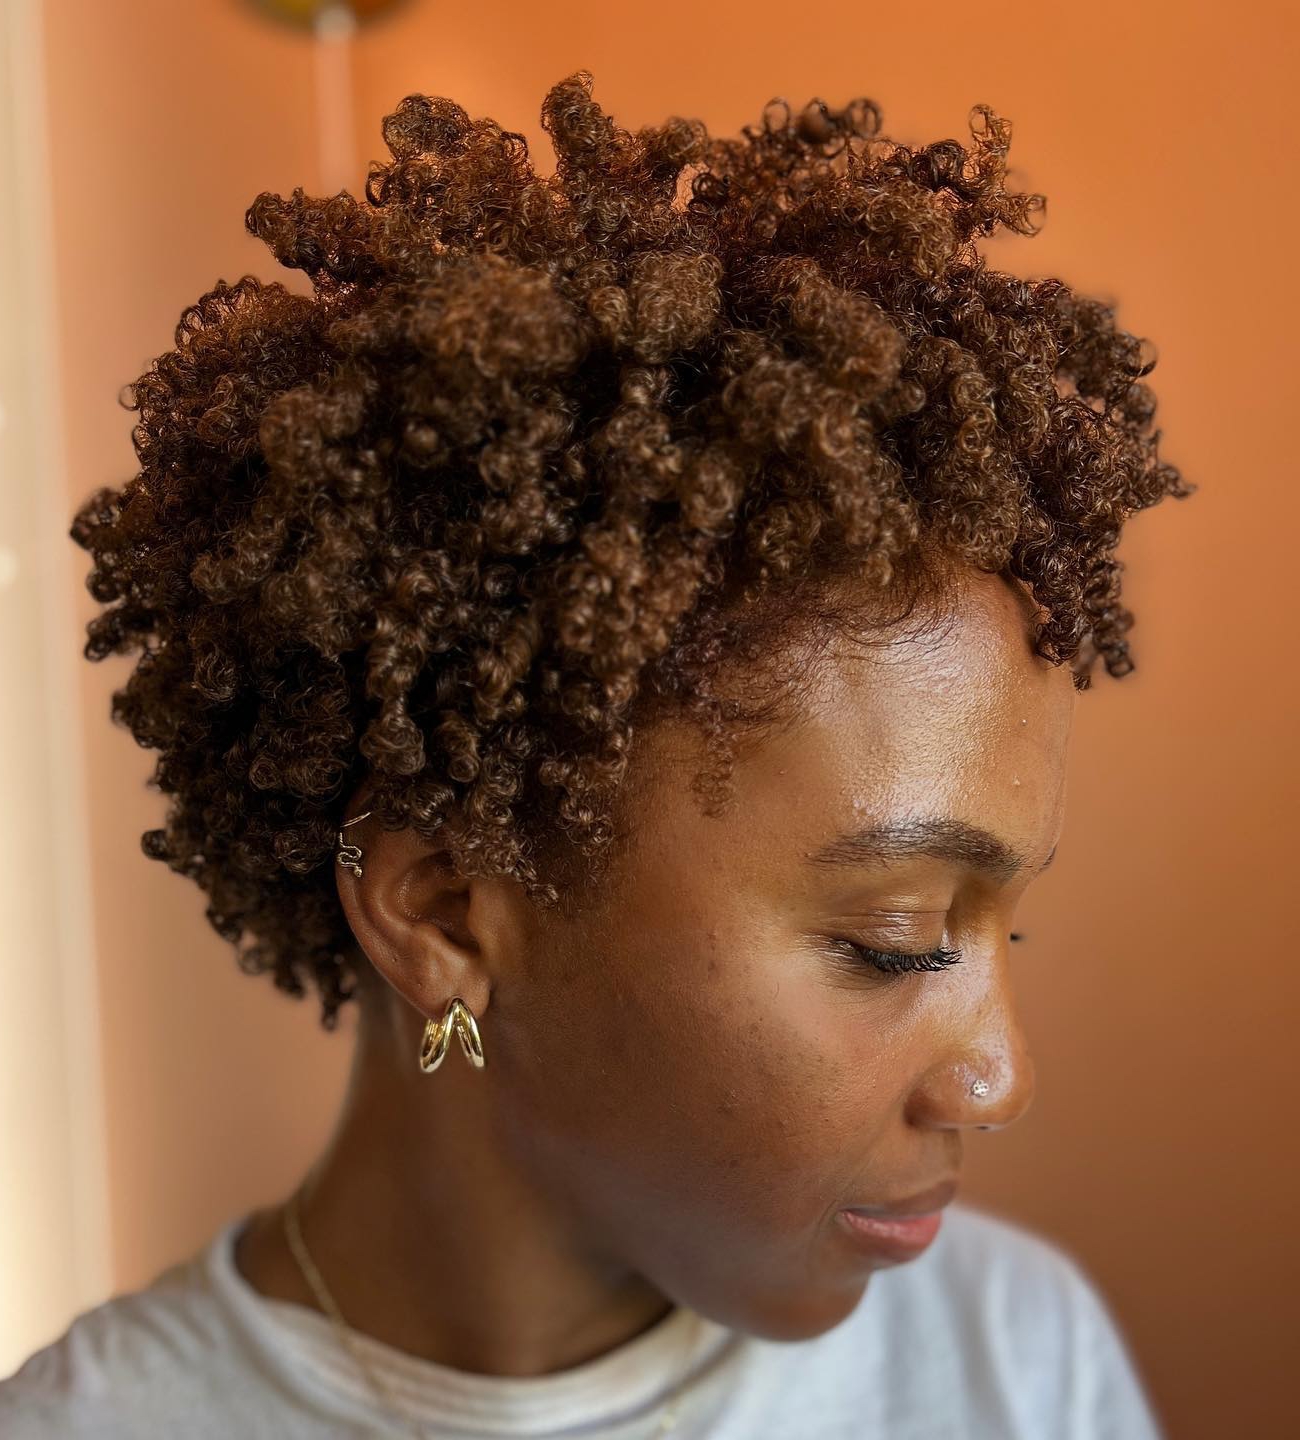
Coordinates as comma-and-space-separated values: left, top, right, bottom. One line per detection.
903, 953, 1036, 1133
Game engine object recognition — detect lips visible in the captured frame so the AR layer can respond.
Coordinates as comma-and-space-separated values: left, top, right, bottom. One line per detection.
845, 1177, 960, 1218
839, 1208, 943, 1262
837, 1177, 958, 1264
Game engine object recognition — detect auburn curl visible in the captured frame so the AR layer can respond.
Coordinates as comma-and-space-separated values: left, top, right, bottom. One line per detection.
70, 71, 1193, 1028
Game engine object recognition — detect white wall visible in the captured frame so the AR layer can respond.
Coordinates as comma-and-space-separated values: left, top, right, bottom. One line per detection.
0, 0, 111, 1377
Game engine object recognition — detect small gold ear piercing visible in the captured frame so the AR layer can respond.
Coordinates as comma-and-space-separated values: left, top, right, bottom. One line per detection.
335, 810, 373, 878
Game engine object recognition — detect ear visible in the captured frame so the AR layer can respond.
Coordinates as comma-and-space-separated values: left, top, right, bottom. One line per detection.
332, 791, 512, 1024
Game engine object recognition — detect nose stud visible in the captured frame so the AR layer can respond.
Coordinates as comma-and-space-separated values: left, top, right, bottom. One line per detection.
969, 1079, 991, 1098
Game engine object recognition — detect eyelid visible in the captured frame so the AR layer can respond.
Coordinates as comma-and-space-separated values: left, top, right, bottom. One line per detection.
834, 938, 963, 976
831, 926, 1025, 976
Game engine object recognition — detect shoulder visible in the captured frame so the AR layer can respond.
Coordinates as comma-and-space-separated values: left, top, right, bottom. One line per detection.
0, 1220, 267, 1438
889, 1202, 1141, 1360
826, 1203, 1164, 1438
828, 1202, 1118, 1350
921, 1201, 1110, 1324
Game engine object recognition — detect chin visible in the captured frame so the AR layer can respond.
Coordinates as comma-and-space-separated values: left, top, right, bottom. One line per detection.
725, 1275, 870, 1344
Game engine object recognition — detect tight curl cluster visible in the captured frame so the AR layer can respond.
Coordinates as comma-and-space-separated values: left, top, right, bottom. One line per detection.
71, 72, 1193, 1029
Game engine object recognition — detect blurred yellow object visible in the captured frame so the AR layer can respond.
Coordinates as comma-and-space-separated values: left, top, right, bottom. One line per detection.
243, 0, 411, 29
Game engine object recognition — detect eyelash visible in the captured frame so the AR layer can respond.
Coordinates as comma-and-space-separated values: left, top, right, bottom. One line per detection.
837, 931, 1026, 976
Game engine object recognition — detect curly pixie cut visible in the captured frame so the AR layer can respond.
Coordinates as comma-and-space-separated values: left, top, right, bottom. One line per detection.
71, 71, 1192, 1030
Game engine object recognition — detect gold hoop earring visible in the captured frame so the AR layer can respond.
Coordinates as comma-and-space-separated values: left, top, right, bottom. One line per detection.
418, 997, 486, 1073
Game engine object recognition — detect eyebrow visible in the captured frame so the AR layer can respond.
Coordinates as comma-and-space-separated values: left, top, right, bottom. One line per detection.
806, 817, 1058, 883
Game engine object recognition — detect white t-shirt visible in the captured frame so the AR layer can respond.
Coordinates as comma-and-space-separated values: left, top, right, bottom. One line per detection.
0, 1203, 1162, 1438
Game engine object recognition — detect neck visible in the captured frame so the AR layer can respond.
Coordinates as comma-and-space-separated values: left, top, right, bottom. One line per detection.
233, 987, 675, 1376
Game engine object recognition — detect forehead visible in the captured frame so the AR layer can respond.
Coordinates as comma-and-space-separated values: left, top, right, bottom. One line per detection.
792, 607, 1069, 835
629, 570, 1076, 889
803, 569, 1075, 793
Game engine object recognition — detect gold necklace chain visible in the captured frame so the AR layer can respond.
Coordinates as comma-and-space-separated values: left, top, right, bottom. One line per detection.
281, 1186, 703, 1438
284, 1186, 430, 1440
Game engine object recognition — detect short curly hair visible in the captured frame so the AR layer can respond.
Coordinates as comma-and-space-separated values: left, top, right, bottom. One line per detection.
71, 71, 1193, 1029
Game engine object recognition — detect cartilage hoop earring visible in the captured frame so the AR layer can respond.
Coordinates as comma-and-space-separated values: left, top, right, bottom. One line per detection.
419, 997, 486, 1073
335, 810, 373, 878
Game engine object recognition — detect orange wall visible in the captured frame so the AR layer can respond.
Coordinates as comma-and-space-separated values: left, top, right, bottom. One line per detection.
40, 1, 1297, 1435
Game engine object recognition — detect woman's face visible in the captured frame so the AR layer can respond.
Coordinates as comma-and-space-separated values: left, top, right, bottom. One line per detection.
486, 566, 1077, 1340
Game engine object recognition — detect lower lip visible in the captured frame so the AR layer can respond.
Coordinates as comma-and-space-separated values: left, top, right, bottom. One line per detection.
838, 1209, 944, 1263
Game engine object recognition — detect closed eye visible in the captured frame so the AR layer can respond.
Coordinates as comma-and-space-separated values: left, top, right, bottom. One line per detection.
831, 929, 1026, 979
835, 940, 964, 976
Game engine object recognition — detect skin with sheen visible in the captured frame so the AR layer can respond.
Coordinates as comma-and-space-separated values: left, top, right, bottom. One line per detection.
233, 563, 1074, 1377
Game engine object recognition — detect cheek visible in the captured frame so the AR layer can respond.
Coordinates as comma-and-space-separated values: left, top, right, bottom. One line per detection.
515, 931, 900, 1245
694, 970, 919, 1207
495, 931, 942, 1336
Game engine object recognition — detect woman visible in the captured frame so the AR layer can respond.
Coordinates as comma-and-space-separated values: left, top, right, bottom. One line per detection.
1, 71, 1189, 1438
